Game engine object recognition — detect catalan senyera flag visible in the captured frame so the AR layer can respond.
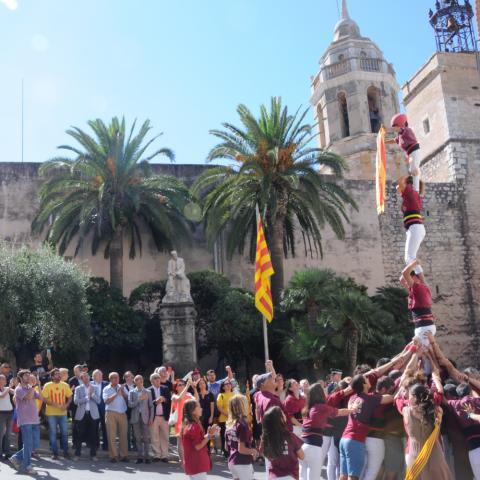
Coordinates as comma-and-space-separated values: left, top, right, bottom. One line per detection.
255, 216, 274, 322
376, 126, 387, 215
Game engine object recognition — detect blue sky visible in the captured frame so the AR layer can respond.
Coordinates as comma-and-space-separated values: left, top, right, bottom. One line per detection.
1, 0, 449, 165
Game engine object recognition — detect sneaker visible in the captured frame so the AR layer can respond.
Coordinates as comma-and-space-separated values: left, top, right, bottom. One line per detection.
52, 454, 59, 461
25, 466, 35, 474
90, 456, 98, 462
72, 455, 80, 462
31, 453, 41, 460
8, 456, 20, 470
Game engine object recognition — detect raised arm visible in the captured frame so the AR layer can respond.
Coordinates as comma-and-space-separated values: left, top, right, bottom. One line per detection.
401, 260, 419, 288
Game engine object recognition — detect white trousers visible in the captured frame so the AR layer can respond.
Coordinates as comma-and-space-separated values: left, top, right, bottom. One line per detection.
408, 149, 421, 192
361, 437, 385, 480
405, 224, 425, 274
325, 436, 339, 480
469, 446, 480, 479
414, 324, 436, 346
299, 442, 328, 480
229, 463, 254, 480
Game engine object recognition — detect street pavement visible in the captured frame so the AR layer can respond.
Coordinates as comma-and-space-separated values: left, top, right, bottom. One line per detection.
0, 455, 264, 479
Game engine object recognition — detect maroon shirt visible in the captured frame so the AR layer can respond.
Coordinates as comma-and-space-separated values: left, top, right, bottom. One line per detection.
226, 418, 254, 466
284, 394, 306, 430
395, 127, 419, 154
342, 393, 382, 443
447, 397, 480, 450
181, 422, 211, 475
268, 432, 303, 480
401, 184, 422, 212
255, 390, 284, 423
408, 283, 432, 310
302, 404, 338, 435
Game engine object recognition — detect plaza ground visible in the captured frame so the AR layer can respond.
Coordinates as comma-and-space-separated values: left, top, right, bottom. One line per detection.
0, 455, 262, 479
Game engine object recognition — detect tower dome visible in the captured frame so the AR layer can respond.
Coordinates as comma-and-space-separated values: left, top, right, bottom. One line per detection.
310, 0, 402, 180
333, 0, 361, 41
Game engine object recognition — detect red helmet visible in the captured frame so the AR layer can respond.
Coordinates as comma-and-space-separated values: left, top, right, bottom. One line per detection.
391, 113, 408, 128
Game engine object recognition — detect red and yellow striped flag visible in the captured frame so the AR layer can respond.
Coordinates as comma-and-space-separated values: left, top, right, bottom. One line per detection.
255, 217, 274, 322
376, 126, 387, 215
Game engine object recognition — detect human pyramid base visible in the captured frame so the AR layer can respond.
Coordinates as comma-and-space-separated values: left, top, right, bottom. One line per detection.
0, 114, 478, 480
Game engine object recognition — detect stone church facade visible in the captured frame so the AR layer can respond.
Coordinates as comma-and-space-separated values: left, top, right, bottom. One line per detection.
1, 2, 480, 364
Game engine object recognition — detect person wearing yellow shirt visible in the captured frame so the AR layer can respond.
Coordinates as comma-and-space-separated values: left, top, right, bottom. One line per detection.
216, 379, 234, 458
41, 369, 72, 460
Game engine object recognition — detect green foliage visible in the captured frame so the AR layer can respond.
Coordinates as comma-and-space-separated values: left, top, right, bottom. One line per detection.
87, 277, 145, 354
129, 281, 166, 316
281, 268, 410, 374
191, 97, 357, 262
0, 244, 91, 361
210, 288, 263, 365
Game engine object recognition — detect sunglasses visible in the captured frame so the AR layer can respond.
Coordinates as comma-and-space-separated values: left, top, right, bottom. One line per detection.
177, 383, 186, 387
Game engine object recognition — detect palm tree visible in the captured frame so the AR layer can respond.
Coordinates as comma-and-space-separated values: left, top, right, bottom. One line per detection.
320, 290, 379, 374
280, 268, 336, 332
191, 97, 356, 304
32, 117, 192, 292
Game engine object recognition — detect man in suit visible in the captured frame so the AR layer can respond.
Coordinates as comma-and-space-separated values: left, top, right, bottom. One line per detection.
128, 375, 154, 464
73, 371, 100, 460
148, 372, 171, 462
91, 369, 108, 451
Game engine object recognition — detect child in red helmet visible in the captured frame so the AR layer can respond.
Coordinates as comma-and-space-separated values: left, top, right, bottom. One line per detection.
386, 113, 421, 192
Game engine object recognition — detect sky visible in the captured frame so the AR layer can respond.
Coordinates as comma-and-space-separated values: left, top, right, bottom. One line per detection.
0, 0, 456, 165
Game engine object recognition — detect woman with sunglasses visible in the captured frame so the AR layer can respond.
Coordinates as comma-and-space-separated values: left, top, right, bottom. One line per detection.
217, 379, 235, 458
170, 377, 197, 462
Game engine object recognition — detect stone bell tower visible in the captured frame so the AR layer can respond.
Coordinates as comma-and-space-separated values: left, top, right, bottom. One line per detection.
310, 0, 404, 180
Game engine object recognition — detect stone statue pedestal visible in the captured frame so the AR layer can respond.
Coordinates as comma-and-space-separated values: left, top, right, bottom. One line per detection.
159, 302, 197, 374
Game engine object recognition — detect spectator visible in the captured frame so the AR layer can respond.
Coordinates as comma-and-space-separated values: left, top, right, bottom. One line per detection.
148, 372, 171, 462
0, 373, 14, 459
217, 379, 235, 458
91, 369, 108, 451
157, 366, 173, 392
128, 375, 153, 464
102, 372, 129, 463
9, 371, 42, 474
275, 374, 286, 402
42, 368, 72, 459
123, 371, 136, 452
73, 371, 100, 460
0, 363, 13, 383
30, 351, 53, 385
59, 368, 69, 383
171, 378, 196, 462
197, 377, 214, 433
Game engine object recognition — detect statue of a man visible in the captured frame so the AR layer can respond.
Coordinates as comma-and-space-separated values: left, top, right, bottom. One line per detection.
162, 250, 193, 303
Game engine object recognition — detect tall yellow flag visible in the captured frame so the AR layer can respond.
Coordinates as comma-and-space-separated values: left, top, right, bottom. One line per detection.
376, 126, 387, 214
255, 217, 274, 322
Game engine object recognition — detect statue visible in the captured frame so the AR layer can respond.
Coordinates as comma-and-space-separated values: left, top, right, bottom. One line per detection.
162, 250, 193, 303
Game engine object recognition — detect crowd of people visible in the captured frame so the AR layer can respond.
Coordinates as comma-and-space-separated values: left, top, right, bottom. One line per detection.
0, 338, 479, 480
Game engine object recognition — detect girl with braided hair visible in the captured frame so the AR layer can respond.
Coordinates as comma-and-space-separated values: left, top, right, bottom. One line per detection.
396, 369, 452, 479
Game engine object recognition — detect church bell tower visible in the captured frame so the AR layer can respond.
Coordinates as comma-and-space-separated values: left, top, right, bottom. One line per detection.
310, 0, 403, 180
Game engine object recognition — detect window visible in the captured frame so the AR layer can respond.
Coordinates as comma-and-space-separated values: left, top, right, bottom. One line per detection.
423, 118, 431, 135
338, 54, 345, 61
360, 51, 367, 58
367, 86, 382, 134
338, 92, 350, 138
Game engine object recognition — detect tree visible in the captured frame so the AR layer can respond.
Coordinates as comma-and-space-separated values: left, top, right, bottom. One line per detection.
0, 244, 91, 366
87, 277, 145, 368
32, 117, 193, 292
191, 97, 356, 304
281, 268, 409, 375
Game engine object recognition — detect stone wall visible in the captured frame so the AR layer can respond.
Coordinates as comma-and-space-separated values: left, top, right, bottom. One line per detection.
1, 160, 478, 365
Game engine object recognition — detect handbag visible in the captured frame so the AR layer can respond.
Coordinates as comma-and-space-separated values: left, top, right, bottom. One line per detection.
168, 408, 178, 427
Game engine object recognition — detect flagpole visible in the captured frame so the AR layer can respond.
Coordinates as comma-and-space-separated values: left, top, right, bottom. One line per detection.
256, 204, 270, 362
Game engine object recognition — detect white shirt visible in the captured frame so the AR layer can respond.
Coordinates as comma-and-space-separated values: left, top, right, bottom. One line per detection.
154, 387, 163, 416
0, 387, 13, 412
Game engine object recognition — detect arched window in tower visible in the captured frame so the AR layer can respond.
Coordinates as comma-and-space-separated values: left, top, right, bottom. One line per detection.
367, 86, 382, 134
337, 92, 350, 138
316, 104, 326, 148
